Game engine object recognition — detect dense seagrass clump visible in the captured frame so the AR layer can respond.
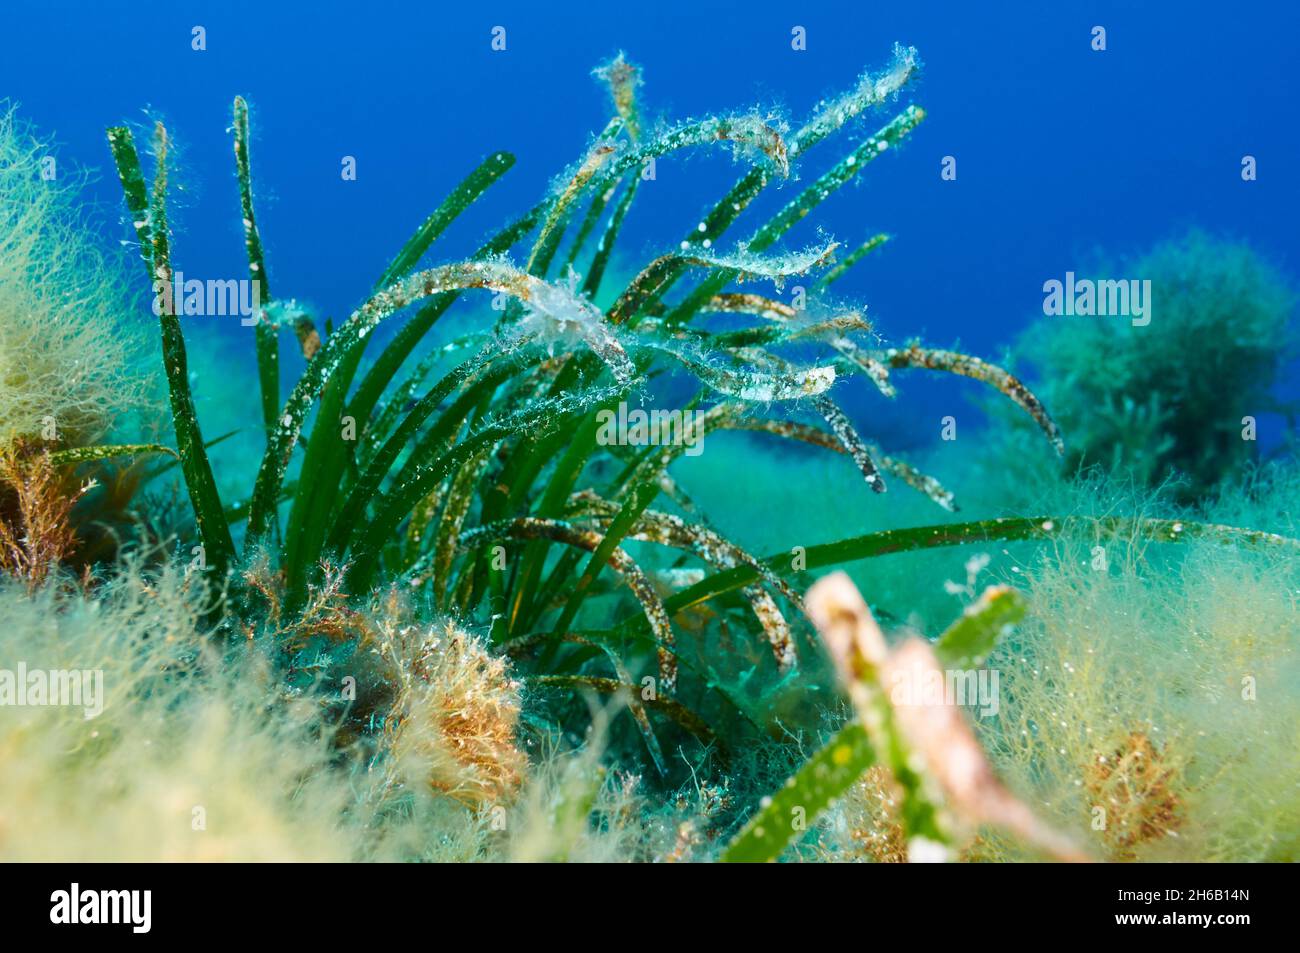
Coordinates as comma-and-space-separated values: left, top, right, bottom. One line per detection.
2, 45, 1296, 864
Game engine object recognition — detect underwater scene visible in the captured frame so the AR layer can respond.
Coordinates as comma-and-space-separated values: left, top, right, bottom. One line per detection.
1, 0, 1298, 872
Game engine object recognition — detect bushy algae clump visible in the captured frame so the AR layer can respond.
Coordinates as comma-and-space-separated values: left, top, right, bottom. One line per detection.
0, 557, 685, 862
0, 107, 181, 578
1013, 230, 1297, 502
977, 506, 1300, 862
0, 107, 153, 450
2, 46, 1298, 863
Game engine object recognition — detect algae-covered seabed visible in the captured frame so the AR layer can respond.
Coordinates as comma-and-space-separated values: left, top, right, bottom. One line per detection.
1, 30, 1297, 864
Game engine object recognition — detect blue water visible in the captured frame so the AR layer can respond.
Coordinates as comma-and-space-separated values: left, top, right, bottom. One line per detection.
5, 0, 1298, 448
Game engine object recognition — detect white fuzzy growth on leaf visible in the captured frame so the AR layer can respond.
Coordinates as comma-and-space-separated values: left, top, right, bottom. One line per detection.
797, 44, 921, 155
509, 266, 635, 384
602, 109, 793, 187
257, 297, 313, 329
649, 340, 835, 402
685, 240, 839, 291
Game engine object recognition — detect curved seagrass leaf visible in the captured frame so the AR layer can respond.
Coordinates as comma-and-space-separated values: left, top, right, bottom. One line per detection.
692, 311, 876, 360
716, 412, 954, 510
721, 722, 874, 863
568, 490, 802, 670
569, 491, 802, 606
811, 395, 886, 493
527, 123, 620, 276
742, 586, 796, 672
701, 292, 798, 321
934, 585, 1026, 669
376, 151, 516, 291
881, 344, 1064, 456
647, 341, 836, 402
586, 112, 791, 196
612, 399, 952, 511
634, 516, 1300, 634
345, 203, 544, 439
608, 242, 838, 327
551, 481, 661, 641
665, 105, 926, 326
668, 312, 883, 385
457, 514, 678, 692
813, 233, 890, 290
546, 633, 668, 776
106, 124, 235, 576
640, 47, 920, 317
49, 444, 178, 467
791, 43, 920, 157
530, 675, 716, 750
758, 107, 924, 253
245, 261, 626, 548
232, 96, 279, 437
826, 337, 897, 398
524, 110, 790, 289
593, 52, 644, 142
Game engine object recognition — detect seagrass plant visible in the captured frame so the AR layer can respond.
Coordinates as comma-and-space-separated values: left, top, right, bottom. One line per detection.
87, 46, 1300, 845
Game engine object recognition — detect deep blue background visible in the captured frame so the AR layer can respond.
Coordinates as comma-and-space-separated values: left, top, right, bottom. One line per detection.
4, 0, 1297, 449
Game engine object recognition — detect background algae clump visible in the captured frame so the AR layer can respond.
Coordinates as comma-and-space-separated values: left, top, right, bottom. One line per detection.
1015, 230, 1297, 502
